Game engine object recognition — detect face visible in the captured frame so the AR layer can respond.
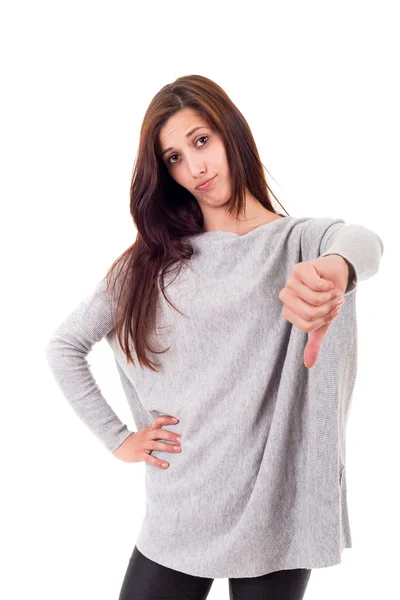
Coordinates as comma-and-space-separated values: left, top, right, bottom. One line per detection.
158, 108, 232, 209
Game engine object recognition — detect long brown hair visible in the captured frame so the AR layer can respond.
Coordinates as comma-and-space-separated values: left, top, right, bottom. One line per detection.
103, 74, 289, 372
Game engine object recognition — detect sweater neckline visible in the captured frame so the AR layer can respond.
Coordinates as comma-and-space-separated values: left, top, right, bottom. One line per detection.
186, 215, 290, 243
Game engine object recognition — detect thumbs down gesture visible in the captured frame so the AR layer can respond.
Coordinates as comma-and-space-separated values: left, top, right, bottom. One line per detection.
279, 254, 353, 368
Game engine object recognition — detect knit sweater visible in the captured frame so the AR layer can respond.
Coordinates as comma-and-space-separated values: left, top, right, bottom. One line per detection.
45, 214, 384, 578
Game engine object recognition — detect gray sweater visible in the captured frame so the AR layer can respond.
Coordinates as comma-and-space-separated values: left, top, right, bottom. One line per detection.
45, 215, 384, 578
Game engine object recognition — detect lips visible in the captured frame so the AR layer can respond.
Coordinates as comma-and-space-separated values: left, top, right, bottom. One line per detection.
196, 176, 216, 191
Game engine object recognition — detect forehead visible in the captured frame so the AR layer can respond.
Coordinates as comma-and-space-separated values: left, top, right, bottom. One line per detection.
159, 108, 209, 142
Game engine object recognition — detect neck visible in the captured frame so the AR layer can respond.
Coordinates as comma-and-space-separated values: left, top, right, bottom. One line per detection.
202, 194, 280, 235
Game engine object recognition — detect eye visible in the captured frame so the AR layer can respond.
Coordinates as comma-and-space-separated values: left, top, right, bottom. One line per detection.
167, 135, 209, 166
196, 135, 209, 147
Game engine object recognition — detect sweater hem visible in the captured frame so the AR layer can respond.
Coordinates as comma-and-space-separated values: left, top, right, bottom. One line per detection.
135, 538, 352, 579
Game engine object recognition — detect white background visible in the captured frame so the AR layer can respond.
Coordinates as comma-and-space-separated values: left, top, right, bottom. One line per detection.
1, 1, 397, 598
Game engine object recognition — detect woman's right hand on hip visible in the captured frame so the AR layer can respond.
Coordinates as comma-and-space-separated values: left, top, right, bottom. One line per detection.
112, 415, 182, 468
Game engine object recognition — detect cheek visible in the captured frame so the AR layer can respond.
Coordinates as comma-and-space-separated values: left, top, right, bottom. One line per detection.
176, 171, 189, 187
169, 169, 190, 189
214, 146, 229, 170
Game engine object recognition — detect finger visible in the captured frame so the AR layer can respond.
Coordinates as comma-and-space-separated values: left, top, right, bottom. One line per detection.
283, 273, 342, 307
147, 439, 182, 453
281, 289, 344, 325
149, 416, 179, 438
147, 425, 182, 458
282, 302, 341, 333
143, 453, 170, 469
292, 261, 335, 293
151, 415, 179, 431
304, 326, 329, 368
148, 425, 181, 445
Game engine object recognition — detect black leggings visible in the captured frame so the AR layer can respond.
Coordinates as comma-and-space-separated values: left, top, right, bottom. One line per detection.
118, 546, 312, 600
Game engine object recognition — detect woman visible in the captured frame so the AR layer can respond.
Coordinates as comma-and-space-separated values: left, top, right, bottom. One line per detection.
46, 74, 384, 600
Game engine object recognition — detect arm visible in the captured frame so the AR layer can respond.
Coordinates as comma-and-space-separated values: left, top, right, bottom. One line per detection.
301, 217, 384, 296
319, 220, 384, 295
45, 277, 133, 454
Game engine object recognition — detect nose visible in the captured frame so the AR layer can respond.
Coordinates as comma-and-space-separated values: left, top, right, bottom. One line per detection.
187, 157, 206, 181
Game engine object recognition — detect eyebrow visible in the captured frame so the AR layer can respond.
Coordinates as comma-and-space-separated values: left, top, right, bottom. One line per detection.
160, 126, 209, 158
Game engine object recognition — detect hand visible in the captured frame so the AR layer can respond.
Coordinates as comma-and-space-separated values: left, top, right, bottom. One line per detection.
279, 255, 349, 368
112, 415, 182, 469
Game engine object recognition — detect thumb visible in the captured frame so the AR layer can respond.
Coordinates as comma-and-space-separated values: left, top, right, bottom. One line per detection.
303, 321, 332, 368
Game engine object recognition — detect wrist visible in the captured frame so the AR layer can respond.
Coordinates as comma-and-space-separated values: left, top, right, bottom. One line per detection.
323, 253, 355, 292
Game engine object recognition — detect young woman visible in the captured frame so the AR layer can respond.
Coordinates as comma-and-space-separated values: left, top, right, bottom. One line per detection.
46, 74, 384, 600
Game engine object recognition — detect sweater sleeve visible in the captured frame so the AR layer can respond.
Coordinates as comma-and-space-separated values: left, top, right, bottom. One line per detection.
45, 277, 133, 454
301, 217, 384, 296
